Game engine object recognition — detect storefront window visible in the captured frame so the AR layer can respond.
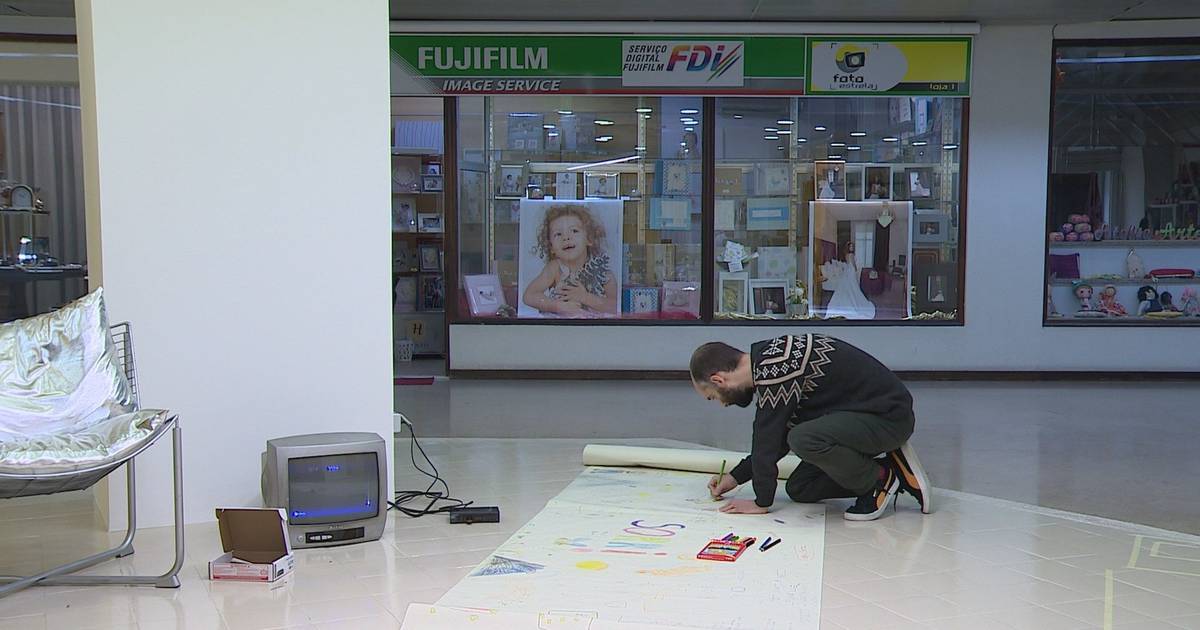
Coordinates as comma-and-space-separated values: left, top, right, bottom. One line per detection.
1046, 41, 1200, 325
457, 96, 703, 320
714, 97, 964, 321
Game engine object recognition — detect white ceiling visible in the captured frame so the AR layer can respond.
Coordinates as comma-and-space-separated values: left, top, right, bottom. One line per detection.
390, 0, 1200, 24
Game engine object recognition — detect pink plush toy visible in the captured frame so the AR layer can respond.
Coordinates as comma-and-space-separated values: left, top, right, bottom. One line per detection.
1061, 223, 1074, 233
1049, 232, 1065, 242
1066, 232, 1079, 241
1074, 222, 1092, 233
1068, 214, 1090, 224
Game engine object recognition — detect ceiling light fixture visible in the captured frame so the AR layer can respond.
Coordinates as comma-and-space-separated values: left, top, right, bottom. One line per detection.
685, 127, 695, 132
776, 119, 794, 125
882, 136, 899, 143
797, 137, 808, 143
827, 154, 842, 160
567, 154, 642, 171
847, 145, 861, 151
595, 119, 615, 126
556, 110, 573, 115
777, 129, 792, 135
680, 108, 700, 115
733, 114, 744, 119
595, 135, 613, 142
635, 107, 653, 113
814, 125, 827, 131
764, 135, 780, 140
911, 140, 928, 146
764, 127, 779, 133
830, 142, 846, 148
543, 124, 556, 129
943, 143, 960, 150
850, 131, 866, 137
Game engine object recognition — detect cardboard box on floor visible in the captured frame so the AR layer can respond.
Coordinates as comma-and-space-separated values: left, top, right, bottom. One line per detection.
209, 507, 295, 582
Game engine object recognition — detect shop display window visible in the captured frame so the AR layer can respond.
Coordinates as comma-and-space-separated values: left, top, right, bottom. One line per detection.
714, 97, 964, 321
1046, 41, 1200, 325
452, 96, 965, 324
456, 96, 703, 320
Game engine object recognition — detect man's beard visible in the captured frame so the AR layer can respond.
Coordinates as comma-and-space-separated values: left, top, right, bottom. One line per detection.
721, 383, 755, 408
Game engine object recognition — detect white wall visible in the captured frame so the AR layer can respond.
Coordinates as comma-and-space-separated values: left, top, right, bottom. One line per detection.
77, 0, 393, 529
450, 24, 1200, 372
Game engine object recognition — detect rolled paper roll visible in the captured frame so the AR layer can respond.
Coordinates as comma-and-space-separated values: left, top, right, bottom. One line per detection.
581, 444, 804, 480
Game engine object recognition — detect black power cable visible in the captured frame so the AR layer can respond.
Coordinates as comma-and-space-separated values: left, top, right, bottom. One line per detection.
389, 416, 473, 517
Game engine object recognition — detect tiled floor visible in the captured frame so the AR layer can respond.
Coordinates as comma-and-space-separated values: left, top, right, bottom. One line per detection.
2, 437, 1200, 629
397, 380, 1200, 534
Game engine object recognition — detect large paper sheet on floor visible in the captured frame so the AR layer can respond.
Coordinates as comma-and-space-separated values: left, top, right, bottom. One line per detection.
405, 448, 825, 630
582, 444, 804, 480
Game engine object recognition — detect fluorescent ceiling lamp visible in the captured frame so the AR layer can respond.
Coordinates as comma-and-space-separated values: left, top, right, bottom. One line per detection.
828, 154, 842, 159
557, 110, 573, 115
776, 119, 794, 125
509, 112, 540, 117
850, 131, 866, 137
847, 145, 861, 151
830, 142, 846, 147
882, 136, 899, 142
595, 119, 615, 126
543, 124, 556, 129
1057, 54, 1200, 64
635, 107, 653, 113
547, 132, 559, 137
911, 140, 928, 146
764, 135, 780, 140
680, 108, 700, 114
764, 127, 779, 133
814, 125, 827, 131
733, 114, 743, 119
797, 137, 808, 143
684, 127, 695, 132
595, 135, 613, 142
634, 145, 646, 151
567, 154, 641, 171
644, 115, 651, 119
777, 146, 785, 150
943, 143, 959, 150
777, 130, 792, 135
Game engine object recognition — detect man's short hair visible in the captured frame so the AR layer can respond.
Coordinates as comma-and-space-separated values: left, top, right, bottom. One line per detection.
689, 342, 744, 383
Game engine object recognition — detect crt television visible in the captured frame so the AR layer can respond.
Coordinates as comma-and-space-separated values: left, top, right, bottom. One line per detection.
261, 432, 387, 549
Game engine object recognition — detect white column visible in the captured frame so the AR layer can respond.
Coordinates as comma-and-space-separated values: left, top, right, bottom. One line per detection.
76, 0, 393, 529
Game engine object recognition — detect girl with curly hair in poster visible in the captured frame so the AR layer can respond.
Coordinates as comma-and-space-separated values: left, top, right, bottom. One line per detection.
522, 204, 618, 317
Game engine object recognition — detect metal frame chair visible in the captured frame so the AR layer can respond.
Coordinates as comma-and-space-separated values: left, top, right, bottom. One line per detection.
0, 322, 184, 598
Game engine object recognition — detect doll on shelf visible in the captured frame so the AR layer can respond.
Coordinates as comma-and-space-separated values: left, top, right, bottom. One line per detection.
1097, 284, 1127, 317
1179, 288, 1200, 316
1160, 291, 1180, 312
1073, 282, 1095, 312
1137, 285, 1163, 316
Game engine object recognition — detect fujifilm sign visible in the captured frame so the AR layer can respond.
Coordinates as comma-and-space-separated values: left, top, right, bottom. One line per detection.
417, 47, 549, 71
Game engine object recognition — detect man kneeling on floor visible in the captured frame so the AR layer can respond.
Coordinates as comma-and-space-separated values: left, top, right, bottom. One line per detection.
691, 334, 930, 521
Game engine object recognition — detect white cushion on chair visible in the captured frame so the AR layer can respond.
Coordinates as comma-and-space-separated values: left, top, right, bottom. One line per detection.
0, 409, 170, 475
0, 288, 135, 443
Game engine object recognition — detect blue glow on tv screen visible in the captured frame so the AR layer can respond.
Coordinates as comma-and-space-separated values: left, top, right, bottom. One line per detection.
286, 452, 379, 525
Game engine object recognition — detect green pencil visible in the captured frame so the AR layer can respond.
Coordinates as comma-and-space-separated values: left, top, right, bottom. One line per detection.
715, 459, 727, 501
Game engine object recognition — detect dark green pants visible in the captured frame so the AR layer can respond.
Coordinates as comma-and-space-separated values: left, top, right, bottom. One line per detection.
785, 410, 915, 500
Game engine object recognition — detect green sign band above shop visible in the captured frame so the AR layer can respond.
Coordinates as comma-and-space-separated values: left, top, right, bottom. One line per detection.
389, 34, 971, 97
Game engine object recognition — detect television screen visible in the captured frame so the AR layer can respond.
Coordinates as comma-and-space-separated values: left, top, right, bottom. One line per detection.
286, 452, 380, 525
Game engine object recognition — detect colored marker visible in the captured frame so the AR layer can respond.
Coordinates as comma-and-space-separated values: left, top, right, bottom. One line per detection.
758, 537, 772, 551
714, 459, 727, 501
762, 538, 782, 552
722, 533, 736, 542
741, 537, 756, 548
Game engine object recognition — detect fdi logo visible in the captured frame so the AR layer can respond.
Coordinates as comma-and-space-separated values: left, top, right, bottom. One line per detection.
665, 43, 743, 82
622, 40, 745, 87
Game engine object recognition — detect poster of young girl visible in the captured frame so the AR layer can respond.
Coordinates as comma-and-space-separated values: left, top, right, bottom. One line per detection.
518, 199, 623, 318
